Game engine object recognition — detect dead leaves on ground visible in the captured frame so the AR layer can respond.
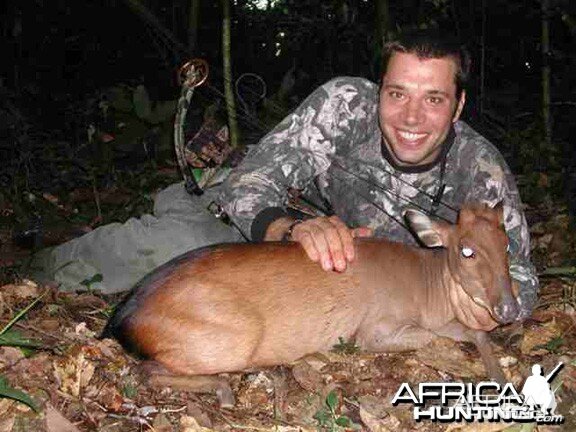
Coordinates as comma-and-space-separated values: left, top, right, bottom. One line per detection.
0, 255, 575, 431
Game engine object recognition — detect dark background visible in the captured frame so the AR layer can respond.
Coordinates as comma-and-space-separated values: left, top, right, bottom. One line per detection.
1, 0, 575, 219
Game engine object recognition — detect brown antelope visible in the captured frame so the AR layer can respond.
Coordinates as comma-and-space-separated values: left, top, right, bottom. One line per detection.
102, 202, 519, 407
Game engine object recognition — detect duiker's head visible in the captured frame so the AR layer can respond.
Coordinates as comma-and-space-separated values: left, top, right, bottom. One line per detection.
405, 202, 520, 330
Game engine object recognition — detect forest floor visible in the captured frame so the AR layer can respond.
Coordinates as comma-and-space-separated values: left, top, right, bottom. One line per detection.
0, 174, 575, 432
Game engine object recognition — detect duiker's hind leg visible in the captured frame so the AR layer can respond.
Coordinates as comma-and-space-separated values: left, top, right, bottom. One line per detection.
138, 361, 236, 408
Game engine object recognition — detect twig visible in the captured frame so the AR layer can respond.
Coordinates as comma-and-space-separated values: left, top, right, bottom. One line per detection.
550, 101, 576, 107
90, 173, 102, 223
14, 321, 76, 343
0, 291, 47, 336
159, 405, 187, 414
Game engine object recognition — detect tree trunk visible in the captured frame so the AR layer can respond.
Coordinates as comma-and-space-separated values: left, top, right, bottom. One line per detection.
188, 0, 200, 54
374, 0, 390, 76
541, 0, 552, 161
222, 0, 239, 148
479, 0, 486, 116
375, 0, 389, 46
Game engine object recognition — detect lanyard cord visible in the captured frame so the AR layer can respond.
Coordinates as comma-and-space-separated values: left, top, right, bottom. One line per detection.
329, 154, 458, 216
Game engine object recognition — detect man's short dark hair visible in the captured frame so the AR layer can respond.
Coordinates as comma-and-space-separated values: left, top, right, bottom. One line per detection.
381, 29, 471, 99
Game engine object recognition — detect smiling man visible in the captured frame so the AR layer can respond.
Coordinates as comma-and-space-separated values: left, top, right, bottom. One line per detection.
220, 30, 539, 320
379, 52, 465, 167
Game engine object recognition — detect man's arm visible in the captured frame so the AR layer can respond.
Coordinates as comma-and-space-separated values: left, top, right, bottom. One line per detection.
219, 78, 375, 270
220, 79, 343, 239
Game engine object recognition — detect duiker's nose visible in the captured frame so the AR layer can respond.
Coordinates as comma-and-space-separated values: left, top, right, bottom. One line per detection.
494, 291, 520, 324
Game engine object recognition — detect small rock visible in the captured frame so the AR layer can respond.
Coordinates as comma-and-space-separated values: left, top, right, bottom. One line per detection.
498, 356, 517, 368
291, 361, 324, 392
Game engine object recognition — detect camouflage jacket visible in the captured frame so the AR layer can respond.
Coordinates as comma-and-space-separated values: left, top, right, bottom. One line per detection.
219, 77, 539, 318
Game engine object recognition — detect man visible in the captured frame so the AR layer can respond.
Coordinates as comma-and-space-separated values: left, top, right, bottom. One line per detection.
219, 30, 538, 319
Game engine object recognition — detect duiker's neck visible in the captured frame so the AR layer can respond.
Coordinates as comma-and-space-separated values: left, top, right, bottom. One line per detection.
417, 249, 457, 329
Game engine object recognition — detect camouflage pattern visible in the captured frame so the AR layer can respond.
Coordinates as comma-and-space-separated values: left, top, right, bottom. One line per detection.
219, 77, 539, 318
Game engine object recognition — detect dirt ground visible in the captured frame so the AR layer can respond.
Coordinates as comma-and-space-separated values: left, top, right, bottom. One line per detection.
0, 206, 574, 432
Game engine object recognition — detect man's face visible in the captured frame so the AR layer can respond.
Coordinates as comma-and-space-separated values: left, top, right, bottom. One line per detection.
378, 52, 466, 167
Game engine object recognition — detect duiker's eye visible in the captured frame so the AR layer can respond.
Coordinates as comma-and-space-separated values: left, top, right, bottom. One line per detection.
461, 246, 475, 258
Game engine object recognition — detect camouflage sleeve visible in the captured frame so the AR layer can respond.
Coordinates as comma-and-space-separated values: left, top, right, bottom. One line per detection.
219, 78, 368, 239
467, 148, 539, 319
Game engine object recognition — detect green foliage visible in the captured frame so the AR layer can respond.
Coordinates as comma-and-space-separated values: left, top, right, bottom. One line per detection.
0, 294, 44, 412
540, 266, 576, 276
331, 337, 360, 355
535, 336, 565, 354
121, 383, 138, 399
80, 273, 104, 291
313, 390, 360, 431
0, 293, 45, 340
99, 304, 117, 319
0, 329, 42, 350
0, 377, 38, 412
501, 423, 537, 432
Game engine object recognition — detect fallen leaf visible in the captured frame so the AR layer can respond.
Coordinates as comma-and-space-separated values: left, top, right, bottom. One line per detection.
559, 361, 576, 392
520, 320, 562, 355
53, 346, 96, 397
37, 318, 60, 332
97, 383, 124, 412
272, 427, 316, 432
0, 347, 25, 367
292, 361, 324, 391
0, 282, 39, 301
416, 338, 486, 378
68, 294, 107, 309
152, 412, 173, 432
358, 395, 398, 432
180, 415, 217, 432
236, 372, 274, 411
186, 401, 213, 429
0, 416, 15, 432
0, 399, 14, 417
74, 322, 96, 338
300, 353, 330, 371
16, 280, 39, 299
444, 421, 512, 431
45, 403, 81, 432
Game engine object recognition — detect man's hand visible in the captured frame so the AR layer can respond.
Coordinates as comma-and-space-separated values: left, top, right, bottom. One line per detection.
266, 216, 373, 272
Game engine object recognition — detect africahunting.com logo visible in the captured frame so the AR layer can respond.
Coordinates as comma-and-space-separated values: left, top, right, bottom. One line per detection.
391, 362, 564, 424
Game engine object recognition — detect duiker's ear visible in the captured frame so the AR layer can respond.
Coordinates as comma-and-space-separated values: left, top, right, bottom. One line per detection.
492, 201, 505, 227
404, 209, 452, 248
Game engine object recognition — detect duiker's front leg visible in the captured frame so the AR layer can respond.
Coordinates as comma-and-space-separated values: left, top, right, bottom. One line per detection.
356, 323, 437, 352
436, 320, 505, 384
